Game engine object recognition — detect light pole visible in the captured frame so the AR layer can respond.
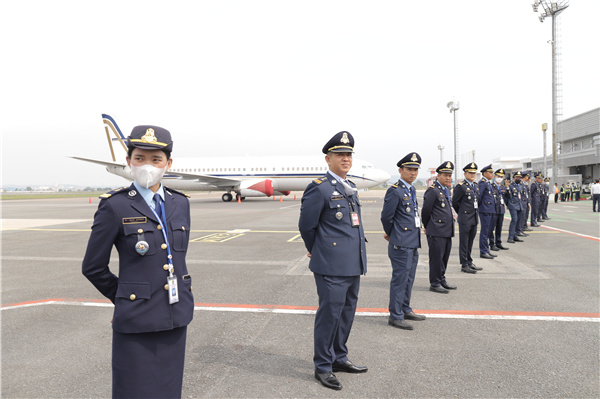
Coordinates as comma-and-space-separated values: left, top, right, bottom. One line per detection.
542, 123, 548, 177
447, 101, 459, 183
437, 144, 444, 164
532, 0, 569, 184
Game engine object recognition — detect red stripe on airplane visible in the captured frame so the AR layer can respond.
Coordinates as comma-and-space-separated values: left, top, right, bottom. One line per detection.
249, 179, 274, 197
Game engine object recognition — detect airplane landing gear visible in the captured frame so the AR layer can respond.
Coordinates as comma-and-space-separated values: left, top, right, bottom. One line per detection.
235, 194, 246, 202
222, 193, 233, 202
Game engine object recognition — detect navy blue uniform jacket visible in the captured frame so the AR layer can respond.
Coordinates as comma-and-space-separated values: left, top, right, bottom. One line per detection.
380, 181, 421, 249
452, 181, 479, 225
507, 182, 523, 211
477, 178, 497, 214
299, 173, 367, 276
421, 181, 454, 238
82, 184, 194, 334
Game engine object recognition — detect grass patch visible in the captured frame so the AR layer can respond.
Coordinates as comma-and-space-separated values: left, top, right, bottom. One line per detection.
1, 192, 104, 200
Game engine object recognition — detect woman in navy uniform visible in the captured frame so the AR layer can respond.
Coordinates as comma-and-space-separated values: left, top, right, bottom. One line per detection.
298, 131, 368, 391
452, 162, 480, 274
82, 125, 194, 398
421, 162, 455, 294
381, 152, 426, 331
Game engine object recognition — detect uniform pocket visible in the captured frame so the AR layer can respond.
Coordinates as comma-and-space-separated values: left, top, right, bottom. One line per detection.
123, 223, 157, 256
170, 220, 190, 251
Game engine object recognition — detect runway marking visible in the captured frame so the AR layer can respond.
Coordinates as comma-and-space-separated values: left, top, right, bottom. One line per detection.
2, 299, 598, 322
287, 234, 304, 242
540, 225, 600, 242
190, 232, 245, 243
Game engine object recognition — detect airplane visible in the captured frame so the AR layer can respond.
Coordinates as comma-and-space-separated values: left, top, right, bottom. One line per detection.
72, 114, 391, 202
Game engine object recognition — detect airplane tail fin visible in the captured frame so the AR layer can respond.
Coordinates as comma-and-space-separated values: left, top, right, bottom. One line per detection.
102, 114, 128, 161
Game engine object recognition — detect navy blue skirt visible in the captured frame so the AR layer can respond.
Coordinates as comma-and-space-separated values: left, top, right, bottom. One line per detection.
112, 326, 187, 399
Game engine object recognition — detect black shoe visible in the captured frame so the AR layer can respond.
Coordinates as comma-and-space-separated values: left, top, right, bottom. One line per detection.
517, 233, 528, 237
404, 311, 426, 321
507, 239, 515, 243
480, 253, 494, 259
429, 285, 449, 294
544, 217, 551, 220
441, 281, 457, 290
461, 265, 477, 274
489, 252, 498, 257
469, 263, 483, 271
490, 246, 500, 251
332, 361, 368, 374
531, 224, 540, 227
524, 228, 533, 232
514, 237, 524, 242
388, 317, 414, 330
315, 371, 342, 390
497, 245, 509, 250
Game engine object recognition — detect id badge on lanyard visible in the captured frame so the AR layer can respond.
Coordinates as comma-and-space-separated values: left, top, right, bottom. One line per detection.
151, 202, 179, 305
415, 214, 421, 228
351, 212, 360, 227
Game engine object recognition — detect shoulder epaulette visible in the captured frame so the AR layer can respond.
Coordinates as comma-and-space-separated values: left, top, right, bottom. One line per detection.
165, 187, 190, 198
313, 176, 327, 185
391, 183, 399, 188
99, 186, 129, 199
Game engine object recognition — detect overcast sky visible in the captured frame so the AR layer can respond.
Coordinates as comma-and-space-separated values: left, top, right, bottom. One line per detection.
1, 0, 598, 188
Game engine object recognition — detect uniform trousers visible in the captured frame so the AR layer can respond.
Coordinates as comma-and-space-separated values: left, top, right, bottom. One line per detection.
113, 326, 187, 399
508, 208, 521, 239
427, 235, 452, 287
458, 223, 477, 266
593, 194, 600, 212
531, 200, 540, 224
554, 193, 558, 203
313, 273, 360, 374
521, 205, 530, 230
540, 197, 548, 219
492, 214, 505, 246
388, 245, 418, 320
478, 213, 494, 254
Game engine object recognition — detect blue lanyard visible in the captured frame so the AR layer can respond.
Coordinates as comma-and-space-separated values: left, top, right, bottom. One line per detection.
149, 201, 174, 276
402, 185, 418, 210
440, 183, 451, 204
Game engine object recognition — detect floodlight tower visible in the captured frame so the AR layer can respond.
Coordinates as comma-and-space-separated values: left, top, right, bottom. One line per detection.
532, 0, 569, 184
447, 101, 459, 183
437, 144, 444, 164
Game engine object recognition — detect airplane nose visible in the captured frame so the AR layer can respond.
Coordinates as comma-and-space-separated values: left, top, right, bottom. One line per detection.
378, 169, 391, 184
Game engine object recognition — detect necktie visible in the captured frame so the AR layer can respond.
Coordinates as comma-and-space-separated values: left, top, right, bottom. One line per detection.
153, 193, 162, 220
410, 186, 416, 204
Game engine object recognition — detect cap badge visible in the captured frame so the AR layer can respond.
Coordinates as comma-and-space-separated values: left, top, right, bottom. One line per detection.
340, 132, 350, 144
411, 153, 418, 162
446, 162, 451, 168
141, 128, 157, 143
471, 163, 475, 168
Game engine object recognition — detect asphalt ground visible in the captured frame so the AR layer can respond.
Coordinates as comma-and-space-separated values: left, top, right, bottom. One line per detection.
2, 190, 599, 398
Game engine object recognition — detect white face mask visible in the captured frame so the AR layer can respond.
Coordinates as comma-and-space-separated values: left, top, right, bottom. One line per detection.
495, 177, 503, 184
130, 164, 167, 188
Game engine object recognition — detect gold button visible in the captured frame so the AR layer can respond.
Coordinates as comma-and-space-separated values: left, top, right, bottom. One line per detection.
129, 294, 136, 301
333, 242, 337, 246
182, 226, 186, 231
157, 225, 162, 230
438, 220, 442, 222
404, 227, 407, 231
163, 264, 169, 271
190, 286, 193, 291
137, 228, 143, 234
164, 284, 169, 290
161, 243, 167, 249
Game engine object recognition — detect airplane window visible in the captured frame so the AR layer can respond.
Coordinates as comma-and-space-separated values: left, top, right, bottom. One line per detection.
302, 167, 305, 171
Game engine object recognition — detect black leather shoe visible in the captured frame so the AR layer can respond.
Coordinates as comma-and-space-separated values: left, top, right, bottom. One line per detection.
531, 224, 540, 227
441, 281, 457, 290
490, 246, 500, 251
497, 245, 509, 250
507, 239, 515, 243
388, 317, 414, 329
524, 227, 533, 232
489, 252, 498, 257
333, 361, 368, 374
429, 285, 449, 294
404, 311, 426, 321
461, 265, 477, 274
315, 371, 342, 390
544, 217, 551, 220
517, 233, 528, 237
480, 253, 494, 259
514, 237, 524, 242
469, 263, 483, 271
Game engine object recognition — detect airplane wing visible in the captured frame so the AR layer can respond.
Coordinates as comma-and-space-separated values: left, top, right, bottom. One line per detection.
71, 156, 241, 189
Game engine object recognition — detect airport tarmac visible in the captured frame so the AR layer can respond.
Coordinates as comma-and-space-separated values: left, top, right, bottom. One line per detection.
2, 190, 599, 398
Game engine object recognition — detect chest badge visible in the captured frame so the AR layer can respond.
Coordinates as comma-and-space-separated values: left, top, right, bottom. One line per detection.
335, 211, 343, 220
135, 240, 149, 255
128, 190, 137, 197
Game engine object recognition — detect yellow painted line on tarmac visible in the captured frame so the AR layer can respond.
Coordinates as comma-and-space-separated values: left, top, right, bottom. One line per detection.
287, 234, 303, 242
191, 233, 246, 243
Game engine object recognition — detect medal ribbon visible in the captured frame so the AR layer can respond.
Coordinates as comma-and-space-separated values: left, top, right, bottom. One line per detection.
150, 201, 174, 277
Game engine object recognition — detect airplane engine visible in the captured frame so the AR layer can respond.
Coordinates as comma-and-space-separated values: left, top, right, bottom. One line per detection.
238, 178, 274, 197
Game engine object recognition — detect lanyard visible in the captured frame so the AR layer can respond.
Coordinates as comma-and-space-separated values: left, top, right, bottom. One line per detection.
402, 185, 418, 210
150, 201, 174, 277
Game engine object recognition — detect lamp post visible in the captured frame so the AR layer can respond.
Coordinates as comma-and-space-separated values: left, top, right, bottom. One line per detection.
447, 101, 459, 183
542, 123, 548, 177
532, 0, 569, 184
437, 144, 444, 164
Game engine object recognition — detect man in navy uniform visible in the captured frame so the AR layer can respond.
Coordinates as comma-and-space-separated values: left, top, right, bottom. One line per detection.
477, 164, 498, 260
82, 125, 194, 398
381, 152, 426, 331
530, 173, 544, 227
422, 161, 456, 294
452, 162, 480, 274
489, 169, 510, 251
299, 131, 368, 391
519, 171, 532, 233
506, 171, 525, 243
541, 178, 551, 220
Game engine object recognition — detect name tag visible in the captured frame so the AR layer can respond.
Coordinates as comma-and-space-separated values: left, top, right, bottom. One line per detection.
167, 275, 179, 304
350, 212, 360, 227
122, 217, 147, 224
415, 215, 421, 228
330, 195, 344, 201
